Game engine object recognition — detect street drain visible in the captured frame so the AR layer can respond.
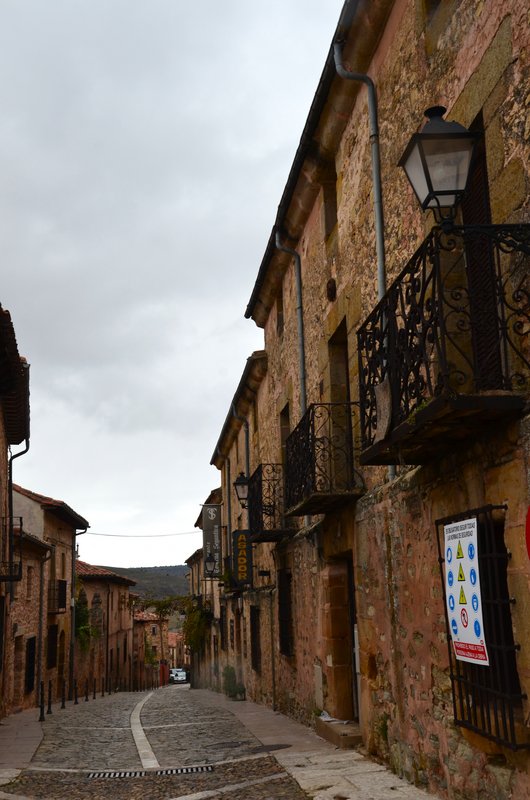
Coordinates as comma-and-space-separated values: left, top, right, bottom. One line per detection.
88, 765, 214, 780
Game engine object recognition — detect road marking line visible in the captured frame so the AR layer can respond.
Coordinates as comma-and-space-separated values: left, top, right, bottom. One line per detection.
130, 693, 160, 769
168, 772, 287, 800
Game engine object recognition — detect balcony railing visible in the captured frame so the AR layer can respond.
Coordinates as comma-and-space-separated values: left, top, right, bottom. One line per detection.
48, 579, 68, 613
248, 463, 291, 541
285, 403, 364, 516
0, 517, 22, 582
357, 224, 530, 464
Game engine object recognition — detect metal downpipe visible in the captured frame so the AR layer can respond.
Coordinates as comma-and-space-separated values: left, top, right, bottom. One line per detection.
274, 231, 307, 417
334, 43, 395, 480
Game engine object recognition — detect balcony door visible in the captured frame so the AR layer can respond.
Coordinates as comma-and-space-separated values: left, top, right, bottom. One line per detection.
328, 320, 353, 490
460, 112, 503, 390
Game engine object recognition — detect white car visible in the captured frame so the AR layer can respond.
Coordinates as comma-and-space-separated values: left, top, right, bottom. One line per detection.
169, 668, 187, 684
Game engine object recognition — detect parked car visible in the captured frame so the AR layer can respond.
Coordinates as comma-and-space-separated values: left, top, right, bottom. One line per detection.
169, 668, 188, 684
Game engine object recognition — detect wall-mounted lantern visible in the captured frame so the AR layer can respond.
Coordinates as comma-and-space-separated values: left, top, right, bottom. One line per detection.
398, 106, 479, 226
233, 472, 249, 509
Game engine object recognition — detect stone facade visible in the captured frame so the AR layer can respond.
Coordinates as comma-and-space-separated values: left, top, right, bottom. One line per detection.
6, 485, 89, 711
188, 1, 529, 797
75, 560, 135, 693
0, 309, 30, 718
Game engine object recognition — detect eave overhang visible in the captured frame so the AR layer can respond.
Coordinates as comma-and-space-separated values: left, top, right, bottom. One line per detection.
210, 350, 267, 469
244, 0, 395, 328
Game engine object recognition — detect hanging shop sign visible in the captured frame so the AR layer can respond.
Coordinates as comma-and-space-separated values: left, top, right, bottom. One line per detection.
202, 504, 222, 578
232, 530, 253, 586
444, 517, 489, 666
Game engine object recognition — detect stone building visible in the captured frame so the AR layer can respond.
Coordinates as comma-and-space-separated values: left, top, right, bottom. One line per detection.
75, 560, 135, 693
0, 309, 30, 718
133, 609, 169, 686
8, 486, 89, 710
189, 0, 529, 796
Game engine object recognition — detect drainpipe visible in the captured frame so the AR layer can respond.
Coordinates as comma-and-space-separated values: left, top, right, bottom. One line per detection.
8, 361, 31, 600
268, 587, 276, 711
334, 44, 395, 481
274, 231, 307, 417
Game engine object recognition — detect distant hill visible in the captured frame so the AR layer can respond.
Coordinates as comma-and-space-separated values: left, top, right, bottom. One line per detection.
101, 564, 189, 599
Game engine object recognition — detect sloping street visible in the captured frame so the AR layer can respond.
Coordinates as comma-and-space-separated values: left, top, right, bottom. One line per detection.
0, 685, 434, 800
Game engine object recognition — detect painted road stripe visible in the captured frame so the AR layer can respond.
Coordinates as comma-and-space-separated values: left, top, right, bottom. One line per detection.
130, 693, 160, 769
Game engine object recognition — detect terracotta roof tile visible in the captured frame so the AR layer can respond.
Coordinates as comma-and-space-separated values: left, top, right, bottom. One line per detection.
14, 484, 89, 530
76, 559, 135, 586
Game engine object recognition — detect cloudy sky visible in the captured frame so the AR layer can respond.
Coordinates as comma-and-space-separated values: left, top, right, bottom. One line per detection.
0, 0, 344, 568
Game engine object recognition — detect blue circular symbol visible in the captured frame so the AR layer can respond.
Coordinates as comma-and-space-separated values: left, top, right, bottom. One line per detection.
468, 543, 475, 560
470, 568, 477, 586
472, 593, 479, 612
448, 595, 455, 611
474, 620, 481, 638
451, 619, 458, 636
446, 547, 453, 563
448, 570, 454, 587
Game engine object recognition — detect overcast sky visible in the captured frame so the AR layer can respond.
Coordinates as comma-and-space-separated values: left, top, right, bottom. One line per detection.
0, 0, 344, 568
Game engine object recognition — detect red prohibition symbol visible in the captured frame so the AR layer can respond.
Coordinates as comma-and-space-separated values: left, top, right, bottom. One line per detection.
461, 608, 469, 628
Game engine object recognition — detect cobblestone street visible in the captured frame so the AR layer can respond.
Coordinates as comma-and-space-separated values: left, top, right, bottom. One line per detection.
1, 685, 310, 800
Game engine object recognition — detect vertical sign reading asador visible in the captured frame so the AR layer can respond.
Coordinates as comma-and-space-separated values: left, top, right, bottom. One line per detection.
444, 517, 489, 666
202, 504, 221, 578
232, 530, 253, 586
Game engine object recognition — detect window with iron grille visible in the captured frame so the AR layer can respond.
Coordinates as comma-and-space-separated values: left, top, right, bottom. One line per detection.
47, 624, 58, 669
250, 606, 261, 672
220, 605, 227, 651
436, 505, 528, 750
278, 569, 293, 657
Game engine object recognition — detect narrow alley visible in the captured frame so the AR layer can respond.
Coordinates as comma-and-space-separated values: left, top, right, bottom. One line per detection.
0, 685, 434, 800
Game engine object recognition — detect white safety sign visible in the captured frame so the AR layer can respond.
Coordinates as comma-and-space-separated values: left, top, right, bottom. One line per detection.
444, 517, 489, 666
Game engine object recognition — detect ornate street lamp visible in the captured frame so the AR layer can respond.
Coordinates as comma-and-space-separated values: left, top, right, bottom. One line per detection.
398, 106, 479, 226
204, 552, 215, 577
233, 472, 249, 509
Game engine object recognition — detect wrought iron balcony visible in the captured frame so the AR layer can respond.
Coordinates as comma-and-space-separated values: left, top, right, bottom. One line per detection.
248, 463, 291, 541
48, 579, 68, 613
0, 517, 22, 582
357, 224, 530, 464
285, 403, 364, 516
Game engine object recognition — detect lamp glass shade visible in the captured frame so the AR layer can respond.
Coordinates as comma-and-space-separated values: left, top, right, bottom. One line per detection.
233, 472, 249, 507
204, 553, 215, 576
399, 107, 478, 213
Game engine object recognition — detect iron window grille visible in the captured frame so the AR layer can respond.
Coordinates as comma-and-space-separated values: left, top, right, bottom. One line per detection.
250, 605, 261, 672
358, 225, 530, 457
248, 463, 291, 541
436, 505, 529, 750
48, 579, 68, 614
278, 569, 294, 657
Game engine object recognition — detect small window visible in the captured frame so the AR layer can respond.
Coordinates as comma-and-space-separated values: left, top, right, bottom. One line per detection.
47, 624, 58, 669
151, 626, 157, 636
229, 619, 235, 650
25, 636, 36, 694
26, 566, 34, 600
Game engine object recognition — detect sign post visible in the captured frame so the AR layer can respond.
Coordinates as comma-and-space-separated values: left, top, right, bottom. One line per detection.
444, 517, 489, 666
